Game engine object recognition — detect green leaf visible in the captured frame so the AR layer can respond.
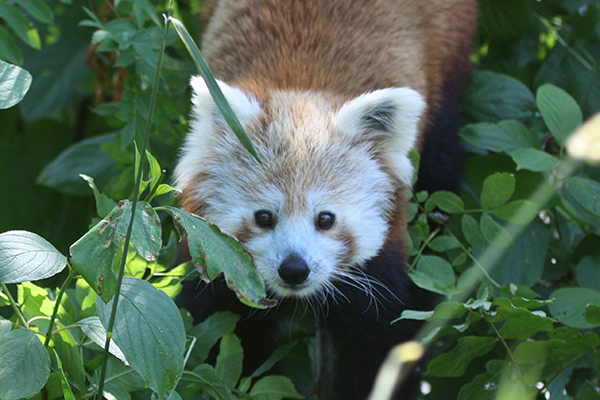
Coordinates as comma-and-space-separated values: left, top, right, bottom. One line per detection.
37, 133, 118, 197
0, 60, 32, 109
511, 148, 560, 172
549, 328, 600, 356
536, 84, 583, 147
492, 298, 554, 340
0, 230, 67, 283
192, 364, 236, 400
80, 175, 118, 219
479, 0, 535, 42
249, 375, 303, 400
19, 0, 54, 24
489, 200, 538, 225
215, 332, 243, 389
481, 172, 515, 210
575, 383, 600, 400
457, 360, 510, 400
409, 255, 455, 296
576, 255, 600, 292
53, 350, 76, 400
161, 206, 273, 308
78, 317, 127, 364
462, 214, 485, 249
584, 304, 600, 325
428, 191, 465, 214
549, 287, 600, 329
427, 236, 461, 252
0, 2, 41, 49
460, 120, 539, 154
70, 200, 162, 302
169, 17, 261, 164
565, 177, 600, 219
463, 71, 535, 122
0, 329, 50, 399
480, 213, 512, 247
513, 340, 563, 364
488, 219, 549, 287
96, 277, 186, 399
188, 311, 240, 365
426, 336, 497, 377
0, 318, 10, 337
0, 25, 23, 65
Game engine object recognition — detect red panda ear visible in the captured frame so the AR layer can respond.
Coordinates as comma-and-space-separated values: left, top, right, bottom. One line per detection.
175, 77, 262, 193
189, 76, 262, 125
335, 88, 426, 187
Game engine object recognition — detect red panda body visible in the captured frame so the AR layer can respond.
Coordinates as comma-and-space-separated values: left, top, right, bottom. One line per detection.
176, 1, 477, 399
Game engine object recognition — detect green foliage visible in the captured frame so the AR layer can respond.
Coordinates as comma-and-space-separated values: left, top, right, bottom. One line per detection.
0, 0, 600, 399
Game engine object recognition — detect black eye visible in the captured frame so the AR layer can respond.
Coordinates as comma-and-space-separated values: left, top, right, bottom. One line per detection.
317, 212, 335, 230
255, 210, 274, 228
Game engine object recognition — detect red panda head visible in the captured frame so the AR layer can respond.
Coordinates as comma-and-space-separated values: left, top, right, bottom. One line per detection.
175, 77, 425, 300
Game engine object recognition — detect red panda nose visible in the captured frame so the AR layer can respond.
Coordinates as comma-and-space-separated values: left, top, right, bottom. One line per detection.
278, 254, 310, 285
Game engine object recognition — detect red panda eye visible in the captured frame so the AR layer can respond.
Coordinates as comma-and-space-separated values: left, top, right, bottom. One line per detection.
255, 210, 274, 228
317, 212, 335, 230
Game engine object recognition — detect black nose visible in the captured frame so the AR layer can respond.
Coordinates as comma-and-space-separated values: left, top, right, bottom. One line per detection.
278, 254, 310, 284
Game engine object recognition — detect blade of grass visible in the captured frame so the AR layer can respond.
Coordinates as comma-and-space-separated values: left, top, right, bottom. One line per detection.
169, 16, 261, 165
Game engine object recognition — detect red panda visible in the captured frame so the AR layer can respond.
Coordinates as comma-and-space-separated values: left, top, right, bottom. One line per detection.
175, 1, 477, 399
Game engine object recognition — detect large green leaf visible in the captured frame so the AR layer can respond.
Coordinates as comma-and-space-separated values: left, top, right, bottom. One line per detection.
0, 329, 50, 400
492, 298, 554, 340
549, 287, 600, 329
536, 84, 583, 147
511, 148, 560, 172
70, 201, 161, 302
463, 71, 535, 122
215, 332, 243, 389
0, 60, 32, 109
460, 120, 539, 154
0, 230, 66, 283
565, 177, 600, 220
426, 336, 497, 377
78, 317, 127, 364
408, 255, 455, 296
96, 277, 186, 398
0, 25, 23, 65
188, 311, 240, 365
481, 173, 515, 210
37, 133, 118, 196
162, 206, 273, 308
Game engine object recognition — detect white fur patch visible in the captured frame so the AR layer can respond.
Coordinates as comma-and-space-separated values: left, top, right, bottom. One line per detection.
336, 88, 426, 186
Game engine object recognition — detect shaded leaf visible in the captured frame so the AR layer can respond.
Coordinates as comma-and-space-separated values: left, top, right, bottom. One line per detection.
489, 200, 538, 225
0, 329, 50, 400
481, 173, 515, 210
549, 287, 600, 329
426, 336, 497, 377
250, 375, 303, 400
215, 332, 243, 389
536, 84, 582, 147
428, 191, 465, 214
409, 255, 455, 296
480, 213, 512, 247
462, 214, 485, 249
96, 277, 186, 399
511, 148, 560, 172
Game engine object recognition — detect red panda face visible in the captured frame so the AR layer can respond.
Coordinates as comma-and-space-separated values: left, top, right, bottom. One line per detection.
175, 78, 425, 300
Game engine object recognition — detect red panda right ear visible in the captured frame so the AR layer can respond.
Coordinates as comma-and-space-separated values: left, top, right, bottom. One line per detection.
189, 76, 262, 125
175, 77, 262, 193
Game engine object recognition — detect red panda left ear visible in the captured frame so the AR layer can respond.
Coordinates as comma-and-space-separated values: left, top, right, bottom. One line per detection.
336, 88, 426, 187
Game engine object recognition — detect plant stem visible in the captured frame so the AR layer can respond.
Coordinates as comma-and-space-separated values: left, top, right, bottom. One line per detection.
44, 268, 76, 348
94, 1, 173, 398
1, 283, 28, 328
